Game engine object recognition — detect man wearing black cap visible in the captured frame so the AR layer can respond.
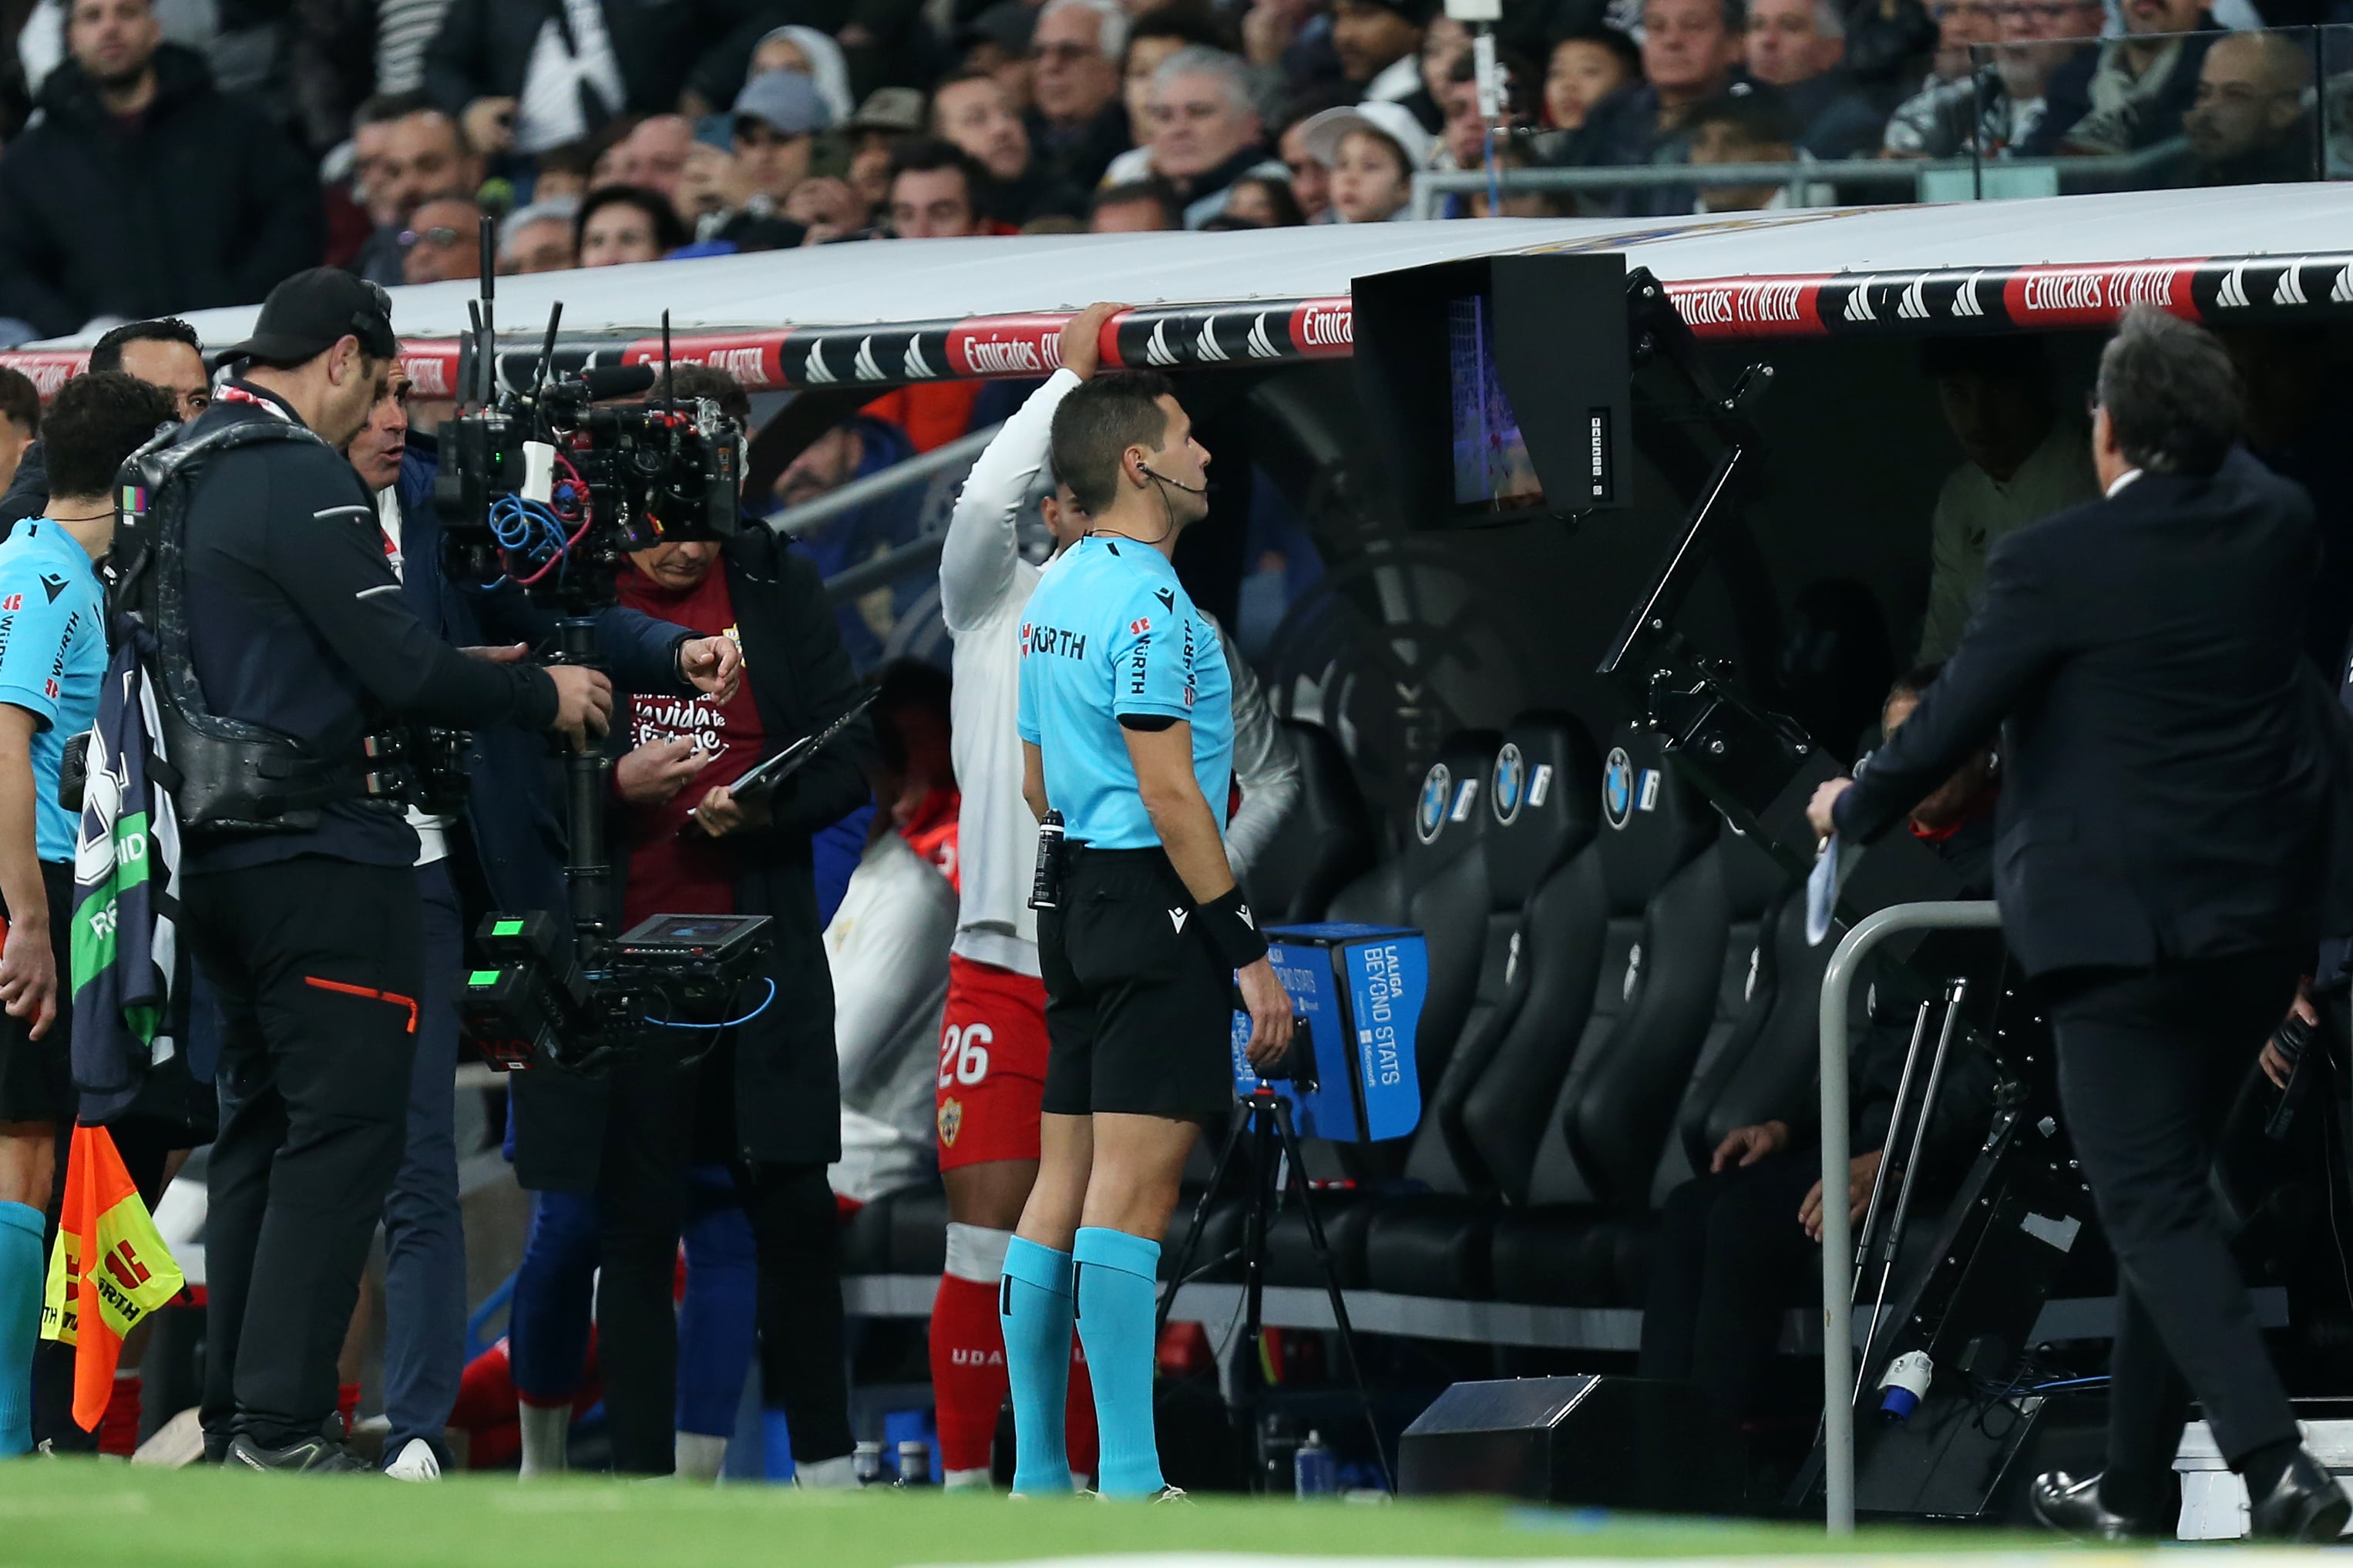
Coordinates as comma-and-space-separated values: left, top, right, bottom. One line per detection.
173, 269, 610, 1472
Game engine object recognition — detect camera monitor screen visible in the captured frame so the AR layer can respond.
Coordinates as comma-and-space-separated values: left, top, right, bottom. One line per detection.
1449, 295, 1545, 515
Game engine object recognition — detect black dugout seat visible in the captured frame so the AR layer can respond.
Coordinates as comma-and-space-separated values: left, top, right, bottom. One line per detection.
1644, 828, 1806, 1206
1253, 730, 1502, 1287
1353, 713, 1605, 1299
1484, 740, 1729, 1307
1244, 720, 1375, 924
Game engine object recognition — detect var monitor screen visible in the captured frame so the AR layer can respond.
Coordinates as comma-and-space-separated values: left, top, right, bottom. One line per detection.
1449, 295, 1545, 515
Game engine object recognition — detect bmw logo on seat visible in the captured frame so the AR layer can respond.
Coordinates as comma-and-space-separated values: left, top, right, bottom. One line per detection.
1417, 763, 1452, 844
1602, 747, 1635, 830
1492, 744, 1525, 825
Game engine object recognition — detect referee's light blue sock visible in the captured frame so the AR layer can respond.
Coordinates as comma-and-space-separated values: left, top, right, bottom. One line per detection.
999, 1237, 1075, 1494
0, 1200, 45, 1457
1072, 1227, 1165, 1499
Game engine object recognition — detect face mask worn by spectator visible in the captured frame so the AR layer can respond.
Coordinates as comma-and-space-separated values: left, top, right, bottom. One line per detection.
435, 287, 782, 1074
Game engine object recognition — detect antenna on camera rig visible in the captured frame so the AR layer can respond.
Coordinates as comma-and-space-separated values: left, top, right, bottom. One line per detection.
531, 301, 563, 410
476, 217, 497, 402
659, 308, 673, 401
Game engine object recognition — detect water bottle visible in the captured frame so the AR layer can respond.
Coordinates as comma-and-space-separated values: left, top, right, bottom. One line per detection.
895, 1439, 932, 1487
1294, 1429, 1337, 1498
853, 1439, 887, 1486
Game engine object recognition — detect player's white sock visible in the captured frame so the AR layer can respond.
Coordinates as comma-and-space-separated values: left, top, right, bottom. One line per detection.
795, 1453, 859, 1489
675, 1432, 728, 1482
517, 1402, 570, 1478
943, 1465, 993, 1489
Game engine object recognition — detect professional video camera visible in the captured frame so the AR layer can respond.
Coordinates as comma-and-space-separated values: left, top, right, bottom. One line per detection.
436, 251, 771, 1074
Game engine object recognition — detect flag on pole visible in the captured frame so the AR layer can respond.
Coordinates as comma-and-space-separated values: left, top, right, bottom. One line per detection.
38, 1124, 183, 1430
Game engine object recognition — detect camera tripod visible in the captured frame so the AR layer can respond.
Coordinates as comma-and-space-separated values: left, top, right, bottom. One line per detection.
1157, 1084, 1394, 1492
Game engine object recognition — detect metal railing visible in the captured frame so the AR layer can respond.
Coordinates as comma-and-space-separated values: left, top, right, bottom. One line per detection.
764, 420, 1003, 542
1816, 898, 2004, 1535
1409, 139, 2190, 220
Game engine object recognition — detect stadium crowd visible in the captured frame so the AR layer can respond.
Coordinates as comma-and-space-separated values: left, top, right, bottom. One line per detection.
0, 0, 2335, 346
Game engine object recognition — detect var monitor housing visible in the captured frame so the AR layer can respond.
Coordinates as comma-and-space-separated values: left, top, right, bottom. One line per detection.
1353, 251, 1634, 528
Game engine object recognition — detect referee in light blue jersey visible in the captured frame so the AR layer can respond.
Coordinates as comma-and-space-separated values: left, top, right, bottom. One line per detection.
999, 370, 1293, 1502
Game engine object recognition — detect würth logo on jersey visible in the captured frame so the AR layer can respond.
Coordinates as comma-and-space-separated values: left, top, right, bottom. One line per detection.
1129, 616, 1151, 636
1030, 622, 1088, 660
1, 595, 20, 613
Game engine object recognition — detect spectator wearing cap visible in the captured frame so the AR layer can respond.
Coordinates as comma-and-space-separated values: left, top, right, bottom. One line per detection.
576, 183, 688, 267
422, 0, 745, 162
1335, 0, 1440, 124
845, 87, 926, 223
402, 195, 486, 284
1544, 29, 1642, 132
1565, 0, 1748, 215
1744, 0, 1887, 156
498, 198, 579, 274
1101, 46, 1287, 227
933, 69, 1086, 224
1030, 0, 1135, 191
732, 68, 830, 217
348, 92, 486, 289
1298, 99, 1432, 221
0, 0, 323, 341
1089, 177, 1181, 230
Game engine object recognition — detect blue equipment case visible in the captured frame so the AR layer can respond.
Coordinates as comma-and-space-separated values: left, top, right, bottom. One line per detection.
1230, 923, 1426, 1142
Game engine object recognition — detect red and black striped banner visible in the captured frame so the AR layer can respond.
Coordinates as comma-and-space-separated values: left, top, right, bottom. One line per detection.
8, 252, 2345, 396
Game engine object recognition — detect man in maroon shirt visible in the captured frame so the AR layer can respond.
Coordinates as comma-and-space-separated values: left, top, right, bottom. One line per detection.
519, 364, 877, 1482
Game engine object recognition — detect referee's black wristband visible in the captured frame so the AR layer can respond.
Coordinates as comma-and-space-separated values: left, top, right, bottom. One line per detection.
1200, 886, 1268, 970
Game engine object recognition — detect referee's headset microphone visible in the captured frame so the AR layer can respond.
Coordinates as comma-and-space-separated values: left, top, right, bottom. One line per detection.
1085, 448, 1204, 549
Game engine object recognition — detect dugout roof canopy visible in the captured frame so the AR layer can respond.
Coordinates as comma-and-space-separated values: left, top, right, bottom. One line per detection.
8, 183, 2350, 397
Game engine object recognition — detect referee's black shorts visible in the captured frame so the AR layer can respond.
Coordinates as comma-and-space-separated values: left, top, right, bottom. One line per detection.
0, 861, 76, 1124
1038, 846, 1234, 1123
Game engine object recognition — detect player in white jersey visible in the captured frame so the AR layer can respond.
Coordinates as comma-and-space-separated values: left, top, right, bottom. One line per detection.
926, 304, 1298, 1488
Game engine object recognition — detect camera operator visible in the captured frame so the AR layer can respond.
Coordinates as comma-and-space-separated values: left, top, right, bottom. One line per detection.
0, 371, 177, 1459
928, 302, 1299, 1489
1006, 370, 1292, 1501
509, 362, 876, 1481
341, 368, 739, 1482
175, 270, 610, 1472
1809, 308, 2340, 1541
1642, 664, 1999, 1433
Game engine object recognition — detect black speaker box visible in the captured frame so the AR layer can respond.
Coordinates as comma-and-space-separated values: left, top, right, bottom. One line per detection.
1398, 1375, 1743, 1512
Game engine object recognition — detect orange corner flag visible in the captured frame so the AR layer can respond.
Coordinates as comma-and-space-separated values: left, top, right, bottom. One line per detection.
38, 1126, 183, 1430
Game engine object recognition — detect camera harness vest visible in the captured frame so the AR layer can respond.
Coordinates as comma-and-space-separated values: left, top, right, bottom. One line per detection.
114, 418, 382, 831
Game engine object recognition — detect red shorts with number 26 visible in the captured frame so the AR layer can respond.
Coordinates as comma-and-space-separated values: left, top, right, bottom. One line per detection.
936, 954, 1050, 1170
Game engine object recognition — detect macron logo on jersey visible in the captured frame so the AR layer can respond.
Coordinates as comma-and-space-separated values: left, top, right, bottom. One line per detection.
1168, 908, 1188, 933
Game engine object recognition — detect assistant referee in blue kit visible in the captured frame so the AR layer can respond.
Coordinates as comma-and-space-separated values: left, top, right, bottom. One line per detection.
1000, 369, 1292, 1501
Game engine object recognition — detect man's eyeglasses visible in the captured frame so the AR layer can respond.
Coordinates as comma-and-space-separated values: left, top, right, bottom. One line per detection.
399, 226, 465, 250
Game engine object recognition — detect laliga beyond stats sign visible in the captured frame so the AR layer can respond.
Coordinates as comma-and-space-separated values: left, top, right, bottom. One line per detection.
1232, 924, 1427, 1143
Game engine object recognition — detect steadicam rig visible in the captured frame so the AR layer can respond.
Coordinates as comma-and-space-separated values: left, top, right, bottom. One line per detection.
439, 227, 772, 1075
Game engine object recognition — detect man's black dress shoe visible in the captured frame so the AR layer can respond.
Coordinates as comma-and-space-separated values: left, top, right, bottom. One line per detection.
2029, 1470, 2163, 1542
2247, 1449, 2351, 1542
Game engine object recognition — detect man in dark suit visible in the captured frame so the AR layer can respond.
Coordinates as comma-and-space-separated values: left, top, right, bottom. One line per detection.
1808, 307, 2341, 1543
